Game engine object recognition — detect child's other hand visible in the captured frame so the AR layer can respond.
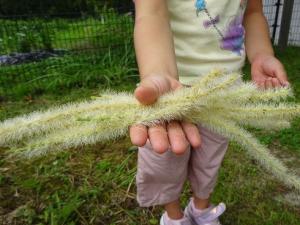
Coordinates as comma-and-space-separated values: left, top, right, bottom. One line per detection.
129, 75, 202, 155
251, 54, 289, 89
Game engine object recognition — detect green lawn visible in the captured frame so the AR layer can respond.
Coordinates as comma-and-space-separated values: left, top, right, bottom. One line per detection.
0, 47, 300, 225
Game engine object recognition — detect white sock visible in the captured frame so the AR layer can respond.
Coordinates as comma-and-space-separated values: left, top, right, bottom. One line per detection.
190, 199, 211, 216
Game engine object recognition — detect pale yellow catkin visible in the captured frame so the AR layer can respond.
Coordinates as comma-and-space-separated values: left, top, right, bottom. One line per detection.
0, 71, 300, 193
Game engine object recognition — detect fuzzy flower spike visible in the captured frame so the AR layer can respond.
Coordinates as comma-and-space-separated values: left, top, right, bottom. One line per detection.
0, 70, 300, 192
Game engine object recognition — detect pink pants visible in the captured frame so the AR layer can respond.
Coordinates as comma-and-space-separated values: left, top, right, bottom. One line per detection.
136, 125, 229, 207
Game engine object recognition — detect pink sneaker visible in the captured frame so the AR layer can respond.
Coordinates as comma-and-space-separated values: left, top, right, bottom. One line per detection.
160, 212, 193, 225
184, 199, 226, 225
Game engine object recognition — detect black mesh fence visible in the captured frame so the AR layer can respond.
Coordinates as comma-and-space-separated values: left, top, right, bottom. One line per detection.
289, 0, 300, 45
263, 0, 300, 46
0, 8, 136, 99
1, 2, 300, 99
263, 0, 282, 43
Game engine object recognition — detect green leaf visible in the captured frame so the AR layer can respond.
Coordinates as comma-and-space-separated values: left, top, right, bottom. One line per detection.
96, 160, 111, 171
149, 218, 158, 225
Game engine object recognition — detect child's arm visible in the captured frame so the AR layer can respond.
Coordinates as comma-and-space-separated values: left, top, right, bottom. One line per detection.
243, 0, 289, 89
134, 0, 178, 86
130, 0, 201, 154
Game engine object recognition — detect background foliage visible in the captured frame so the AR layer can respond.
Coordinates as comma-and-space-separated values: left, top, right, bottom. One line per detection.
0, 0, 134, 16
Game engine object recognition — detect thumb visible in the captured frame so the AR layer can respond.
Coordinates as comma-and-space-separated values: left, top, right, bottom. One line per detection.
134, 75, 173, 105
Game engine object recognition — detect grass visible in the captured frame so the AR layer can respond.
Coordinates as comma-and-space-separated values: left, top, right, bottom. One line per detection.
0, 47, 300, 224
0, 44, 137, 100
0, 8, 135, 101
0, 9, 134, 54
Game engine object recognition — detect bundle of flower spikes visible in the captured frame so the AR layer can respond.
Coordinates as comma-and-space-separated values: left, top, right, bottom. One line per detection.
1, 71, 300, 192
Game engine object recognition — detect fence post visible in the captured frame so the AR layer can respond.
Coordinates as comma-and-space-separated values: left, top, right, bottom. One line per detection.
278, 0, 294, 50
272, 0, 282, 44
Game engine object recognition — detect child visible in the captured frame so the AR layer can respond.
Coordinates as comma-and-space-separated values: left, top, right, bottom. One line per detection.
129, 0, 289, 224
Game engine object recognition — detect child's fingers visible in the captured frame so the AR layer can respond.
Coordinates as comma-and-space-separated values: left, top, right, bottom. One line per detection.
251, 71, 265, 89
129, 125, 148, 147
181, 122, 201, 148
252, 76, 265, 89
274, 65, 289, 86
167, 121, 189, 155
148, 124, 170, 154
265, 79, 273, 89
271, 78, 281, 88
255, 80, 265, 89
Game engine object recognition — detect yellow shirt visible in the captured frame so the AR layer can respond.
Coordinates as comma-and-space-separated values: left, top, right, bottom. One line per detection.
167, 0, 247, 84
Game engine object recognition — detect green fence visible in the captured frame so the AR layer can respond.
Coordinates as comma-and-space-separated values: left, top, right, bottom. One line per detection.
0, 8, 137, 100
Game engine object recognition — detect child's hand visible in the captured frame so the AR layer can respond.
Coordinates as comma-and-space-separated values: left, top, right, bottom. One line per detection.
129, 75, 202, 155
251, 54, 289, 89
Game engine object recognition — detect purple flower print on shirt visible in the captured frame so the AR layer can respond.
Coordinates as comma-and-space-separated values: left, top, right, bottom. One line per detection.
221, 14, 245, 55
